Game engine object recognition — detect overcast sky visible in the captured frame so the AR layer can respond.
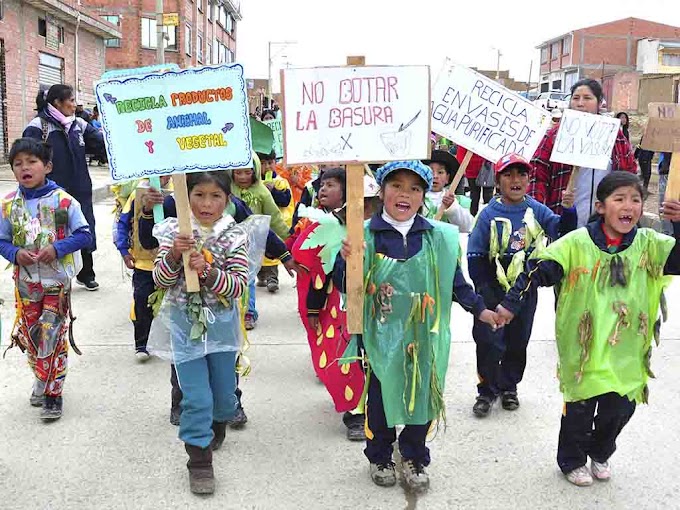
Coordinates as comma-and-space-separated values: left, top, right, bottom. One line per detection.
236, 0, 678, 91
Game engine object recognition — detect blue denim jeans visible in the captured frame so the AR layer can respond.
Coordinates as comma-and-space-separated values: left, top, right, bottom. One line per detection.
659, 174, 672, 235
175, 351, 238, 448
247, 280, 258, 320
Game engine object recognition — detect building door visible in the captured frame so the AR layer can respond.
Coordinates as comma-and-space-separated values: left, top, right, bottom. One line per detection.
38, 52, 64, 88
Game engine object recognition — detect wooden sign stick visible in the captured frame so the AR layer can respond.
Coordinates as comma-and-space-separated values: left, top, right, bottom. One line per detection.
664, 153, 680, 202
346, 56, 366, 335
434, 151, 472, 221
566, 166, 581, 193
172, 174, 200, 292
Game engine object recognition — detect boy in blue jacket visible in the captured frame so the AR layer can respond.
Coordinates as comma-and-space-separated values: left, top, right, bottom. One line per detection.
467, 154, 576, 417
0, 138, 93, 421
139, 183, 298, 427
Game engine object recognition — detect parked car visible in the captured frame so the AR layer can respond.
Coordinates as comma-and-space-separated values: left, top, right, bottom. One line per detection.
519, 91, 539, 102
534, 91, 570, 111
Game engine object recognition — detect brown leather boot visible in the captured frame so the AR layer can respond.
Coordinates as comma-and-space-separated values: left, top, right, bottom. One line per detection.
210, 421, 228, 451
185, 444, 214, 495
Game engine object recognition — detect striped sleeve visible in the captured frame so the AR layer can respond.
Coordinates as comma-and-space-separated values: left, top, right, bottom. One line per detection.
153, 247, 183, 289
205, 242, 249, 298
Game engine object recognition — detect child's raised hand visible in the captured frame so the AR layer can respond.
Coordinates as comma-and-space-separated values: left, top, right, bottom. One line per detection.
479, 309, 502, 331
283, 258, 306, 277
142, 188, 164, 213
340, 238, 367, 260
661, 200, 680, 222
495, 305, 515, 325
188, 251, 207, 273
562, 189, 575, 209
340, 239, 351, 260
35, 245, 57, 264
171, 234, 195, 261
441, 193, 456, 209
16, 249, 36, 267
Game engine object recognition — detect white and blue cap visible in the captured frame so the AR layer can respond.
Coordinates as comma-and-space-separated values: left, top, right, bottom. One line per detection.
374, 160, 433, 192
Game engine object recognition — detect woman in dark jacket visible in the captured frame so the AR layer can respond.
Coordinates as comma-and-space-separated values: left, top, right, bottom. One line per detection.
23, 84, 104, 290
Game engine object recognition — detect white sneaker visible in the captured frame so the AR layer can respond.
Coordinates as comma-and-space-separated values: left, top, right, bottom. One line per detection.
135, 350, 151, 363
591, 460, 611, 481
401, 459, 430, 491
566, 466, 593, 487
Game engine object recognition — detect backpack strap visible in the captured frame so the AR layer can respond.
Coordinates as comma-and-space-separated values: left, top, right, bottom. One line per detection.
40, 118, 49, 143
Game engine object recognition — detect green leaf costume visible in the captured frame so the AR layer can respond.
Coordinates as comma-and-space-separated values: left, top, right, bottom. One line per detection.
537, 228, 674, 404
362, 220, 459, 427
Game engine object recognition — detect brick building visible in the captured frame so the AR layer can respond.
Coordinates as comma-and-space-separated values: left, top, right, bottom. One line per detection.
0, 0, 120, 158
537, 17, 680, 94
83, 0, 240, 71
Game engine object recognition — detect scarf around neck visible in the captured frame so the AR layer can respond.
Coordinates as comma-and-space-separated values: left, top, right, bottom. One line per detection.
47, 104, 76, 132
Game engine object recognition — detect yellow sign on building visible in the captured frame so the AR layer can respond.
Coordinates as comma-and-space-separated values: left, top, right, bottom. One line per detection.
163, 13, 179, 26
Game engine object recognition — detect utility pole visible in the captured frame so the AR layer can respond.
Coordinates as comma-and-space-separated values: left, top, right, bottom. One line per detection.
156, 0, 164, 64
495, 48, 502, 81
267, 40, 296, 107
526, 60, 533, 94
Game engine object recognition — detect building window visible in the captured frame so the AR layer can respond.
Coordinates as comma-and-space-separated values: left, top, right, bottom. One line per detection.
226, 13, 233, 33
216, 40, 227, 63
185, 24, 192, 55
662, 52, 680, 67
551, 42, 559, 60
207, 42, 212, 64
208, 2, 213, 21
541, 47, 548, 64
563, 35, 571, 56
197, 33, 204, 63
217, 6, 227, 27
141, 18, 177, 50
228, 49, 234, 63
0, 0, 4, 20
198, 0, 203, 12
102, 15, 121, 48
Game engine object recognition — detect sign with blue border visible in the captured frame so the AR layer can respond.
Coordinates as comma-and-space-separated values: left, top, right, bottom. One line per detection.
95, 64, 252, 182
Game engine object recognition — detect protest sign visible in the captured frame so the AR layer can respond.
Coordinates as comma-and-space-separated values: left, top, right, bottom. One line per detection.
641, 103, 680, 153
642, 103, 680, 201
263, 118, 284, 158
431, 62, 551, 164
95, 64, 252, 182
549, 109, 620, 171
281, 65, 430, 165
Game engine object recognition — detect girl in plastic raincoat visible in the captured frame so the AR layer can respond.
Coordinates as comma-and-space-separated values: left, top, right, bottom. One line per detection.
149, 171, 249, 495
497, 172, 680, 487
335, 160, 500, 492
467, 154, 576, 418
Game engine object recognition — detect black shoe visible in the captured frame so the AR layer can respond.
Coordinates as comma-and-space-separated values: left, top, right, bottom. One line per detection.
30, 391, 45, 407
256, 278, 267, 288
501, 391, 520, 411
472, 395, 495, 418
210, 421, 228, 451
76, 279, 100, 291
170, 406, 181, 426
226, 407, 248, 429
266, 277, 279, 293
41, 396, 63, 421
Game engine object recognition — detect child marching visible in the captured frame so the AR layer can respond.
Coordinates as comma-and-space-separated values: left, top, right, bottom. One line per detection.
0, 138, 93, 421
467, 154, 576, 417
147, 171, 260, 495
422, 149, 474, 232
115, 176, 171, 361
497, 172, 680, 486
336, 161, 500, 491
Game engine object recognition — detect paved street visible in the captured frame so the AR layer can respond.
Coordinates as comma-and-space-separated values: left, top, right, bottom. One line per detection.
1, 199, 679, 510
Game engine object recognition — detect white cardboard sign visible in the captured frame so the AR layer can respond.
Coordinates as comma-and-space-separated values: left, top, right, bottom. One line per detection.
431, 62, 551, 163
550, 109, 621, 170
282, 65, 431, 164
